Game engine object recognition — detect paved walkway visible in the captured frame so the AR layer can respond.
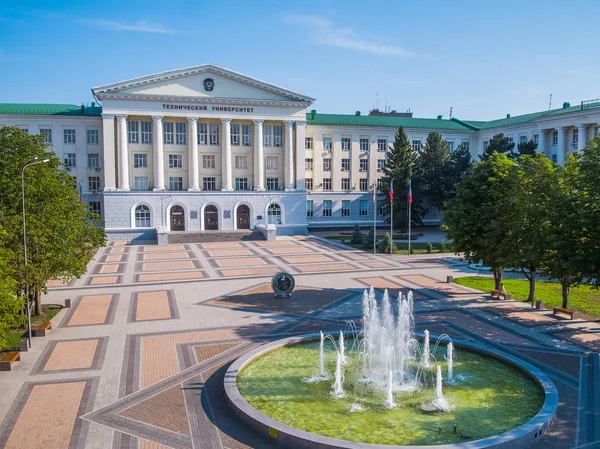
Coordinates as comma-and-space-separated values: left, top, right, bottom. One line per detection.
0, 235, 599, 448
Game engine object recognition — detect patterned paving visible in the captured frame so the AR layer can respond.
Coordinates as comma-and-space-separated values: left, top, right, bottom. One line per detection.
1, 235, 600, 449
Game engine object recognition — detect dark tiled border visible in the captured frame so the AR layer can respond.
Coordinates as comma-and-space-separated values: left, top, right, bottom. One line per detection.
199, 247, 261, 258
133, 270, 207, 283
135, 258, 203, 273
0, 377, 99, 449
207, 256, 271, 270
92, 262, 127, 275
84, 275, 124, 286
60, 293, 119, 327
214, 266, 281, 279
103, 246, 131, 255
196, 242, 247, 250
30, 337, 109, 374
138, 243, 192, 253
128, 289, 179, 323
136, 249, 196, 262
97, 253, 128, 264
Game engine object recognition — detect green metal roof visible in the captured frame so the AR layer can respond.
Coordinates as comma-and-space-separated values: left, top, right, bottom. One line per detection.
306, 112, 474, 131
0, 104, 102, 116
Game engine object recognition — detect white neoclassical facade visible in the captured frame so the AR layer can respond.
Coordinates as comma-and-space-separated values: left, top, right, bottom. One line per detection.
2, 64, 600, 241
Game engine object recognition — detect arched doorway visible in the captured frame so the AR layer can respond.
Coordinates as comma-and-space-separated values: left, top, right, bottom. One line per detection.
267, 203, 282, 225
237, 204, 250, 229
204, 205, 218, 230
170, 205, 185, 231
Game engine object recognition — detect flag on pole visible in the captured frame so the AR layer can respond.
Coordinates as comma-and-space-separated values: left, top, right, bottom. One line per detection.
407, 182, 412, 203
389, 183, 394, 202
372, 187, 376, 203
79, 183, 84, 203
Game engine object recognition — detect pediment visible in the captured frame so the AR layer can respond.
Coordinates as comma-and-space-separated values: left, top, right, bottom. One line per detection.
92, 64, 315, 105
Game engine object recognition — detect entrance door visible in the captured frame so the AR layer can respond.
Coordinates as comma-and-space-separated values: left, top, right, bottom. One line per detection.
237, 205, 250, 229
204, 205, 218, 230
170, 205, 185, 231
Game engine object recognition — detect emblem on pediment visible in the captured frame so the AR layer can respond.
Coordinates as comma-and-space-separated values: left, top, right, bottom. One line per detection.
203, 78, 214, 91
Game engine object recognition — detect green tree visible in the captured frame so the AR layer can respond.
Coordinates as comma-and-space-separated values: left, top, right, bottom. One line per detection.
517, 139, 538, 157
377, 232, 397, 253
444, 152, 518, 289
0, 225, 24, 348
445, 143, 473, 199
351, 222, 364, 244
380, 127, 420, 231
414, 132, 451, 212
0, 126, 106, 315
479, 133, 516, 161
362, 229, 375, 250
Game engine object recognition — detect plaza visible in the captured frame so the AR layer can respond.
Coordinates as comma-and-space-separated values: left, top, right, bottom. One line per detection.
0, 235, 598, 448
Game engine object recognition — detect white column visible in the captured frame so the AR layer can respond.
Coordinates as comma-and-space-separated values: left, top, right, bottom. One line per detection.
116, 114, 130, 191
556, 127, 566, 165
536, 129, 546, 156
221, 118, 233, 191
152, 116, 165, 191
253, 120, 265, 191
577, 124, 588, 151
187, 117, 200, 191
295, 121, 306, 191
101, 114, 116, 191
284, 121, 295, 191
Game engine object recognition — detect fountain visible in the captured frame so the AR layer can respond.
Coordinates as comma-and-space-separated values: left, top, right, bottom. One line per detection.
228, 288, 558, 447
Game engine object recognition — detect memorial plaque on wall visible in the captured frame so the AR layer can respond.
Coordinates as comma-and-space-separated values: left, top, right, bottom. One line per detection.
224, 210, 231, 219
257, 215, 263, 220
190, 210, 198, 219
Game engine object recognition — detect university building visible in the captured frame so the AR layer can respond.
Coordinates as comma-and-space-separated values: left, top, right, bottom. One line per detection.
2, 64, 600, 241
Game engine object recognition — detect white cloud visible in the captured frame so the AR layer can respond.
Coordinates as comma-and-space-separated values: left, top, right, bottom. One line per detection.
81, 19, 174, 34
287, 14, 413, 58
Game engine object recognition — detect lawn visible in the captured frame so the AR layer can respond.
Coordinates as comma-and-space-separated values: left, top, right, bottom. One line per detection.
324, 236, 453, 254
0, 305, 61, 351
454, 276, 600, 317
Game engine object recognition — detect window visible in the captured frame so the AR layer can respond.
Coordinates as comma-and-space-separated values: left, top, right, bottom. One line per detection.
305, 158, 313, 170
306, 200, 313, 218
359, 178, 368, 191
88, 153, 100, 169
306, 178, 313, 190
242, 124, 251, 146
87, 129, 99, 144
88, 201, 101, 216
360, 138, 370, 152
595, 127, 600, 137
163, 122, 174, 144
534, 133, 540, 145
377, 200, 386, 216
175, 122, 186, 145
16, 126, 28, 133
128, 121, 139, 144
64, 129, 76, 144
359, 159, 368, 172
88, 176, 100, 191
209, 123, 219, 145
134, 153, 148, 168
552, 154, 557, 163
64, 153, 76, 168
235, 178, 248, 190
141, 121, 152, 144
134, 176, 149, 190
359, 200, 368, 216
267, 177, 279, 190
341, 178, 350, 190
323, 200, 332, 217
169, 154, 182, 168
341, 159, 350, 171
266, 156, 279, 170
263, 125, 272, 147
323, 158, 331, 171
377, 138, 387, 152
202, 154, 215, 169
377, 160, 385, 172
267, 203, 282, 224
483, 141, 489, 151
135, 205, 151, 227
520, 135, 528, 144
203, 177, 216, 190
168, 176, 183, 190
462, 141, 470, 152
572, 129, 579, 145
412, 140, 422, 152
305, 137, 314, 149
235, 155, 248, 169
446, 140, 454, 152
198, 123, 208, 145
342, 200, 351, 217
40, 128, 52, 144
342, 137, 351, 150
552, 130, 558, 145
231, 123, 240, 146
507, 137, 514, 145
323, 137, 332, 150
376, 178, 383, 189
273, 126, 282, 147
322, 178, 332, 190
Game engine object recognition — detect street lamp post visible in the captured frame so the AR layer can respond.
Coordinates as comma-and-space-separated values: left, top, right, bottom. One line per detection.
21, 157, 50, 349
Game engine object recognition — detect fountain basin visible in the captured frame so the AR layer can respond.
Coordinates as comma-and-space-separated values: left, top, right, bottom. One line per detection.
225, 332, 558, 448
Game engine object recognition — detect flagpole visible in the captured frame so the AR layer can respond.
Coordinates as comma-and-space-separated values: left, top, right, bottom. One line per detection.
407, 180, 411, 256
373, 186, 376, 255
390, 179, 393, 256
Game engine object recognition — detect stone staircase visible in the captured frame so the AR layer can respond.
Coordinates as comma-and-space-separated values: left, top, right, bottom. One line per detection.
167, 230, 265, 244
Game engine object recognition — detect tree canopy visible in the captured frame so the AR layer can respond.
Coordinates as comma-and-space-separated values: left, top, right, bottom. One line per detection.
480, 133, 516, 160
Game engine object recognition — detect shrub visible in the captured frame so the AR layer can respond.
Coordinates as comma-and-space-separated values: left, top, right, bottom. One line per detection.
351, 222, 364, 244
426, 242, 433, 253
377, 232, 397, 253
440, 242, 447, 252
362, 230, 375, 249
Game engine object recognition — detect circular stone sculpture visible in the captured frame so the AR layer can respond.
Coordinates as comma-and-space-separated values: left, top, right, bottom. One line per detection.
271, 272, 295, 298
224, 332, 558, 449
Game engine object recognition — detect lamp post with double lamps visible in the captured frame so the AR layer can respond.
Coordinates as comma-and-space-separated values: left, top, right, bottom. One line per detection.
21, 157, 50, 349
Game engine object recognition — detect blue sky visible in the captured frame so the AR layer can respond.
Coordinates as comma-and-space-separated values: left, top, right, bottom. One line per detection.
1, 0, 598, 120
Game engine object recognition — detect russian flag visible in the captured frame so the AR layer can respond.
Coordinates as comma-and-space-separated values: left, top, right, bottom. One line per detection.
79, 183, 84, 203
389, 183, 393, 202
407, 182, 412, 204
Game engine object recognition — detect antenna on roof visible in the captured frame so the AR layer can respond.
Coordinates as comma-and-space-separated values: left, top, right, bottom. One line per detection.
450, 107, 453, 119
376, 91, 379, 110
548, 93, 552, 110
